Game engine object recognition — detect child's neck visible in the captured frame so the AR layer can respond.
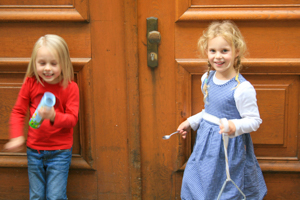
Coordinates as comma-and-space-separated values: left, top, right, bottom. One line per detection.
215, 70, 237, 81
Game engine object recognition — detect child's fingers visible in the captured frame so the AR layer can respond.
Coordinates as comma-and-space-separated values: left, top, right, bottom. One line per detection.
177, 129, 187, 139
182, 132, 187, 139
37, 107, 45, 117
178, 120, 191, 131
3, 142, 23, 152
219, 124, 224, 134
219, 121, 236, 135
3, 136, 25, 152
177, 120, 191, 139
38, 107, 54, 120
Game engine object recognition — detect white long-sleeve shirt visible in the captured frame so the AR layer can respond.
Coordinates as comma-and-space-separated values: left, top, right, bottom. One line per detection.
187, 72, 262, 137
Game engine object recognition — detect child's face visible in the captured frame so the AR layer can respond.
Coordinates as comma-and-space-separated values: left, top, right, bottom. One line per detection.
207, 36, 237, 76
36, 45, 62, 84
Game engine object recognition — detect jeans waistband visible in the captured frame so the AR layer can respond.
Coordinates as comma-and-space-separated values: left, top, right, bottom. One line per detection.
26, 146, 71, 154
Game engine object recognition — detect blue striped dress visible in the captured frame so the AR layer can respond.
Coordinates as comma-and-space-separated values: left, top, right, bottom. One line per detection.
181, 71, 267, 200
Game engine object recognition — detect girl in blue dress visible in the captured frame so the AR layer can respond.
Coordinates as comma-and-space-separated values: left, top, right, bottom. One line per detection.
177, 21, 267, 200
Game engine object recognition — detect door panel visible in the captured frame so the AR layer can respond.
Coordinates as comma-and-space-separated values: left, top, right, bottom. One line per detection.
0, 0, 89, 21
139, 0, 300, 199
0, 1, 96, 199
1, 0, 300, 199
0, 1, 73, 5
192, 0, 300, 5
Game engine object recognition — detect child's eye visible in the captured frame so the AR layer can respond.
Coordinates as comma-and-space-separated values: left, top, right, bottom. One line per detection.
222, 49, 229, 53
209, 49, 215, 53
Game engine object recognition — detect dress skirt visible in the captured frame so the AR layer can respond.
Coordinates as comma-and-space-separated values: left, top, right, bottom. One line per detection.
181, 120, 267, 200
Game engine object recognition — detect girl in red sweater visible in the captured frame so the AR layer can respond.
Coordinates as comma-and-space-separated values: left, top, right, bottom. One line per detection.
4, 34, 79, 200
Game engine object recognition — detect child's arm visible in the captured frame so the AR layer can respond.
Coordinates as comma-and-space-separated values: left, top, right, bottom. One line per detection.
4, 78, 31, 151
177, 120, 191, 139
177, 110, 204, 139
177, 72, 208, 138
187, 110, 204, 131
230, 81, 262, 137
9, 80, 30, 138
3, 136, 25, 152
50, 82, 79, 128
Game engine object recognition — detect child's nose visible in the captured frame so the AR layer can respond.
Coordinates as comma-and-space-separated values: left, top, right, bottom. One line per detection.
216, 52, 222, 58
44, 64, 51, 70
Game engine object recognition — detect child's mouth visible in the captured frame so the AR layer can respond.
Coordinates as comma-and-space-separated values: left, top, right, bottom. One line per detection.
214, 62, 225, 66
43, 73, 53, 78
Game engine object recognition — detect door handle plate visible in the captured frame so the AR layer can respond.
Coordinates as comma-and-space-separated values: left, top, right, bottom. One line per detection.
147, 17, 161, 68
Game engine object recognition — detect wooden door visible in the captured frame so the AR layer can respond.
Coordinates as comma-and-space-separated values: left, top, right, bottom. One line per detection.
138, 0, 300, 199
1, 0, 300, 200
0, 1, 97, 199
0, 0, 140, 199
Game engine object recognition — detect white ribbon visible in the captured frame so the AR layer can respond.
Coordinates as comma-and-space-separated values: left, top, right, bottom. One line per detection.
220, 118, 230, 133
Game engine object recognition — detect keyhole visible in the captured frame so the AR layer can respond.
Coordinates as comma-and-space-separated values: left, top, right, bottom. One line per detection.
151, 53, 155, 61
150, 52, 157, 62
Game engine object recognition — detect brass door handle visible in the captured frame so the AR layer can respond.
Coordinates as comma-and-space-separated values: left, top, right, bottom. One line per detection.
148, 31, 161, 44
147, 17, 161, 68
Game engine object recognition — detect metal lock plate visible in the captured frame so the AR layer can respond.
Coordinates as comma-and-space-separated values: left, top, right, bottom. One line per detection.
147, 17, 161, 68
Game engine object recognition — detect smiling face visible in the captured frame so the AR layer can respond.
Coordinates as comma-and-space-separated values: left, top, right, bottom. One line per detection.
36, 45, 62, 84
207, 36, 238, 79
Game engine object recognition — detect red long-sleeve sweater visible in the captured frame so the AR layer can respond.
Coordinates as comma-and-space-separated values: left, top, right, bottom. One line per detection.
10, 77, 79, 150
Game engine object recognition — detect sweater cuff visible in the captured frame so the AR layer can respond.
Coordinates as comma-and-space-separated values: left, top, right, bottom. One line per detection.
187, 117, 198, 131
230, 119, 243, 138
187, 110, 204, 131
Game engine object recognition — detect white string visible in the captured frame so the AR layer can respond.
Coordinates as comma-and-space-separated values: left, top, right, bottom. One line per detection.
217, 133, 246, 200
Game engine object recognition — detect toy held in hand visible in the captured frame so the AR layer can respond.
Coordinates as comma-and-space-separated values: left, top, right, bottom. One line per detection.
29, 92, 56, 129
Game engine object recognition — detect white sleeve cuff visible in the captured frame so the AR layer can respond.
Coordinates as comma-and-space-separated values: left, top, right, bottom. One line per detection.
231, 117, 262, 138
187, 110, 204, 131
230, 120, 242, 138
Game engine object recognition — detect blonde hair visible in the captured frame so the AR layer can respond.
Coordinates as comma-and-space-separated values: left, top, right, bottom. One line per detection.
198, 20, 247, 102
25, 34, 74, 88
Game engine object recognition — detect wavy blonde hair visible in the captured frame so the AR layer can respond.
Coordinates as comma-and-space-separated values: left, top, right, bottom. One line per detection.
25, 34, 74, 88
198, 21, 247, 102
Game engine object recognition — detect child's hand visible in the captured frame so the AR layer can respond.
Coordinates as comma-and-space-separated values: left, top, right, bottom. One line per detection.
219, 120, 236, 136
177, 120, 191, 139
3, 136, 25, 152
38, 106, 56, 122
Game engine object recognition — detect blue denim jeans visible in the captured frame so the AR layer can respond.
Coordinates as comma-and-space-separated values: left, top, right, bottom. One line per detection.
27, 147, 72, 200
